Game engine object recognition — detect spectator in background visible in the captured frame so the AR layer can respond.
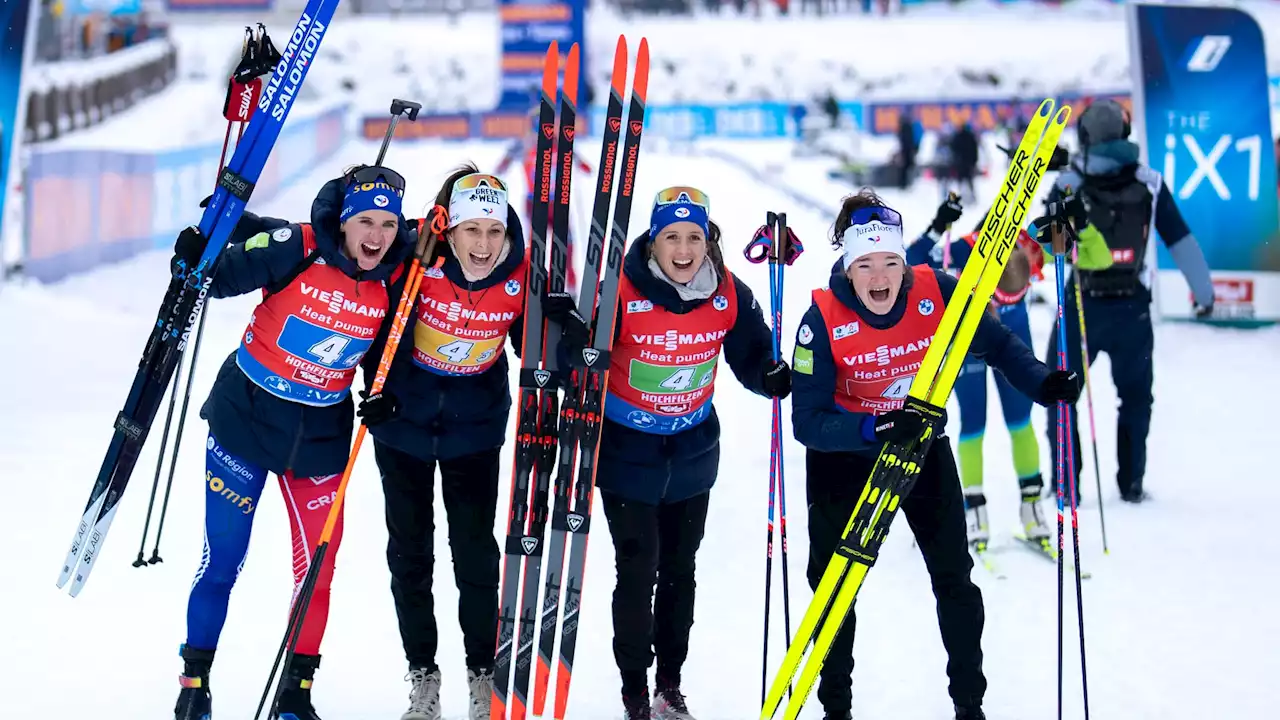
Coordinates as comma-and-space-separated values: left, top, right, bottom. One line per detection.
896, 111, 917, 189
948, 120, 980, 203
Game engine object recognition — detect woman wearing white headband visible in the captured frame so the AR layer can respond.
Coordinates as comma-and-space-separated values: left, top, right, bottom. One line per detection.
788, 188, 1081, 720
355, 164, 528, 720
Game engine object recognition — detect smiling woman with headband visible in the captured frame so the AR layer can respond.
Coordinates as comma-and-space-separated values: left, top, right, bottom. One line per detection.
787, 188, 1081, 720
546, 185, 790, 720
170, 163, 414, 720
353, 164, 528, 720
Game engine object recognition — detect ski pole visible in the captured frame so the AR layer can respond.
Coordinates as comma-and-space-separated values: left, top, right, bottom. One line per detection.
1070, 244, 1108, 554
135, 25, 271, 567
1050, 222, 1090, 720
744, 211, 802, 705
255, 98, 425, 720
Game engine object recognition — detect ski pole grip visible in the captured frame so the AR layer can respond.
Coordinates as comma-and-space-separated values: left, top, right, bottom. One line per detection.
390, 99, 423, 121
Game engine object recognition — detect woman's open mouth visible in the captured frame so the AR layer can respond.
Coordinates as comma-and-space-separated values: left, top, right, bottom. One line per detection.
360, 241, 383, 261
869, 286, 891, 303
672, 257, 694, 272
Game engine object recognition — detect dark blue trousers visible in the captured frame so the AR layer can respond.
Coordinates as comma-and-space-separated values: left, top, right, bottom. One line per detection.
1045, 283, 1154, 497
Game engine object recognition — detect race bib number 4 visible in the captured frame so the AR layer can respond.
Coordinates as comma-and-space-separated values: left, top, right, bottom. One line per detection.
628, 355, 718, 408
277, 316, 371, 370
414, 323, 505, 374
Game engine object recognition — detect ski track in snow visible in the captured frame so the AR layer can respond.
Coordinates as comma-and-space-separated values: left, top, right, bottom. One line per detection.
2, 140, 1278, 719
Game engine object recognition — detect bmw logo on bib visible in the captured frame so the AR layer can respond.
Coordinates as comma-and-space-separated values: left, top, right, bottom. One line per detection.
713, 295, 728, 311
628, 410, 657, 429
918, 298, 935, 316
505, 279, 521, 296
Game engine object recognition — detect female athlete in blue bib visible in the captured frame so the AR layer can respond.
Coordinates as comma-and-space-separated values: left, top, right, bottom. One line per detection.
172, 165, 412, 720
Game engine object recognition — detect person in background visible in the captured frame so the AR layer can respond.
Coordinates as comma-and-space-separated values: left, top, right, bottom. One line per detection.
1032, 98, 1214, 504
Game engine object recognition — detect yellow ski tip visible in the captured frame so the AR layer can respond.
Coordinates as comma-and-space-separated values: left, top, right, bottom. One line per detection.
1034, 98, 1055, 118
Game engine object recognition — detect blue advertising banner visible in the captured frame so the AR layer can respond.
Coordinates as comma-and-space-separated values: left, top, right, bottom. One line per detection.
166, 0, 274, 11
24, 105, 349, 282
0, 0, 36, 271
499, 0, 585, 113
1128, 3, 1279, 322
65, 0, 143, 15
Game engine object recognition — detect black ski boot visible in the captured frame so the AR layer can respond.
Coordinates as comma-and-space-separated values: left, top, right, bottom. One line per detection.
622, 688, 652, 720
955, 703, 986, 720
174, 644, 214, 720
276, 653, 323, 720
822, 712, 853, 720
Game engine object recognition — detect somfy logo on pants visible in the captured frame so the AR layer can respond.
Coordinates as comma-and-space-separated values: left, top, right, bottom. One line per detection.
1185, 35, 1231, 72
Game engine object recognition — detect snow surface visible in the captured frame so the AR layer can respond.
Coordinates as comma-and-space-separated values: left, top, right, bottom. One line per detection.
26, 37, 175, 94
3, 138, 1278, 719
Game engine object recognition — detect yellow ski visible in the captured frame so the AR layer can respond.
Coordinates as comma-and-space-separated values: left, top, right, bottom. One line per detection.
761, 98, 1070, 720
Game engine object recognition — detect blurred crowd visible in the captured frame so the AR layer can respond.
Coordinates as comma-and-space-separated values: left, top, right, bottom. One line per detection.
34, 0, 169, 63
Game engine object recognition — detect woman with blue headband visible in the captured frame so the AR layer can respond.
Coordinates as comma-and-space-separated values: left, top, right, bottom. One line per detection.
170, 165, 414, 720
553, 186, 790, 719
789, 188, 1081, 720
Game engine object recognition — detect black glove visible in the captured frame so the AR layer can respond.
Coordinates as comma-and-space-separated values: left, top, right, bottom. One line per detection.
1040, 370, 1082, 405
356, 388, 400, 427
761, 359, 791, 399
1047, 145, 1070, 171
171, 225, 209, 275
930, 195, 964, 234
543, 291, 590, 350
1193, 301, 1214, 319
865, 404, 947, 444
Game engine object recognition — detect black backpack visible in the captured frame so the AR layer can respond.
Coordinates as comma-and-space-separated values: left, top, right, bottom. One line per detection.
1078, 168, 1154, 297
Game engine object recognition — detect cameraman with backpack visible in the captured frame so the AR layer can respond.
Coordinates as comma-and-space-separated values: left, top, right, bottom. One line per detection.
1032, 98, 1215, 505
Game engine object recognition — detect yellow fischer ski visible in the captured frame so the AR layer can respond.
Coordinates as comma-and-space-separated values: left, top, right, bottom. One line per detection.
761, 98, 1070, 720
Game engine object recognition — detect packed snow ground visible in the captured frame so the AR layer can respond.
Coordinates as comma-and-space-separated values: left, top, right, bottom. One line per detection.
2, 140, 1278, 718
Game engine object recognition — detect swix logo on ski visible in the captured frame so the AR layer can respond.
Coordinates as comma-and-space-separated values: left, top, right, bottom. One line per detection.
631, 329, 728, 352
207, 472, 255, 515
844, 336, 932, 367
259, 14, 326, 121
236, 82, 256, 121
207, 437, 256, 482
419, 295, 517, 324
300, 283, 386, 321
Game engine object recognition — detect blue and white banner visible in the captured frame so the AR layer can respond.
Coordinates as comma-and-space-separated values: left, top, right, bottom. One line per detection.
498, 0, 585, 113
24, 105, 349, 283
1127, 2, 1279, 323
64, 0, 143, 15
0, 0, 36, 282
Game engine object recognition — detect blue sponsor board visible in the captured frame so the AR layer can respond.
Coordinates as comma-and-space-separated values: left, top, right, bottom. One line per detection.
24, 105, 349, 282
1129, 2, 1278, 321
499, 0, 585, 112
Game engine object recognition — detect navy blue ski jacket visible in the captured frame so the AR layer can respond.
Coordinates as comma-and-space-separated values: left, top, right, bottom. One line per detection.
199, 178, 413, 478
595, 234, 775, 506
791, 261, 1052, 457
363, 205, 527, 463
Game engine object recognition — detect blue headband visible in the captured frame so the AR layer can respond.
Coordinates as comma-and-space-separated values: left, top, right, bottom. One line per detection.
649, 199, 709, 240
340, 180, 403, 222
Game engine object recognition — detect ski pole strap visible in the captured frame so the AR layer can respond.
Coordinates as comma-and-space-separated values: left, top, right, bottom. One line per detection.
744, 215, 804, 265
